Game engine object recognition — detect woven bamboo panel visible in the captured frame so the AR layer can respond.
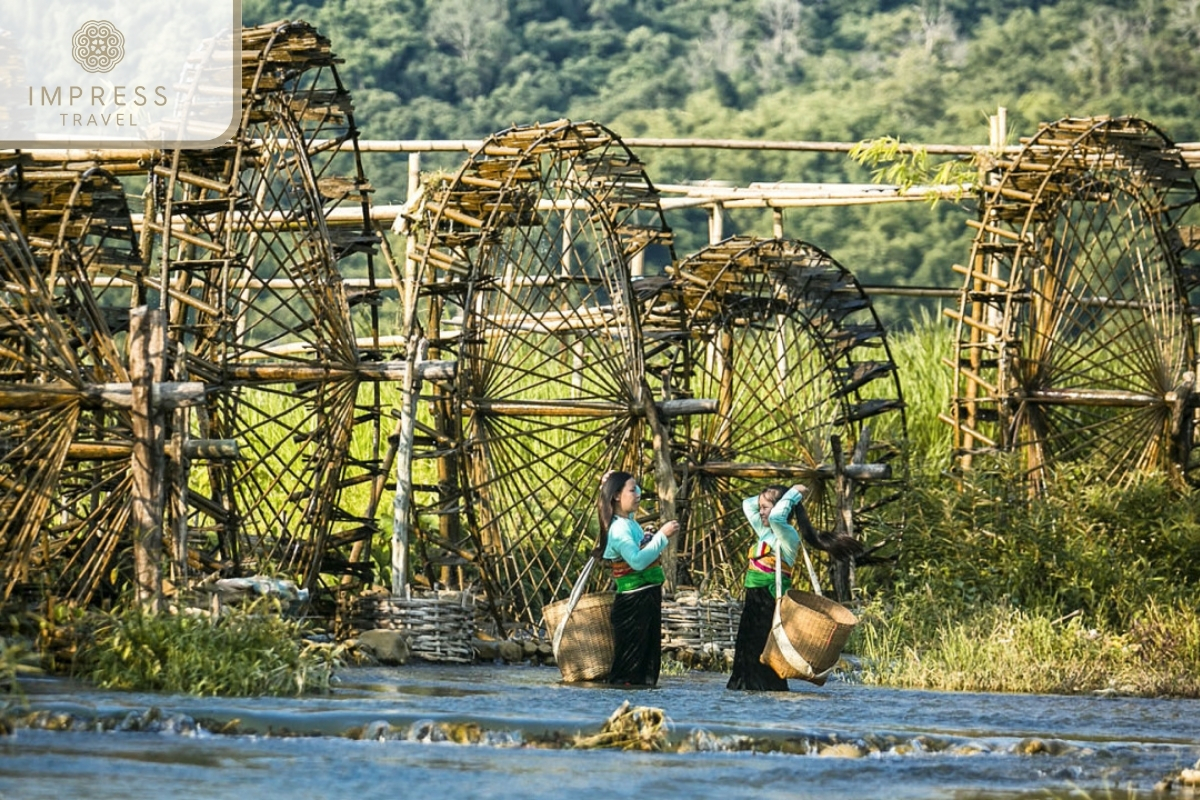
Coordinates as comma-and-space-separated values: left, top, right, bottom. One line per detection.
353, 591, 476, 663
660, 592, 741, 651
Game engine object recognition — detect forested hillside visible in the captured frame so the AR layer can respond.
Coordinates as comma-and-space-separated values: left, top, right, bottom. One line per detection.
242, 0, 1200, 325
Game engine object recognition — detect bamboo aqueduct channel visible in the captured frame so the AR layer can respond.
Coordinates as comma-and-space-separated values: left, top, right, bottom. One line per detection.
3, 21, 1200, 637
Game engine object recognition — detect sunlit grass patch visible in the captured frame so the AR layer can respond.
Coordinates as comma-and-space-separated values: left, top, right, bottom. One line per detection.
77, 600, 344, 696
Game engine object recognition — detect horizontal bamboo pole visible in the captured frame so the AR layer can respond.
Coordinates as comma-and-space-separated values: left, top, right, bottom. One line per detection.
223, 360, 456, 383
66, 442, 133, 460
182, 439, 240, 460
937, 413, 997, 447
965, 218, 1028, 242
951, 262, 1009, 288
943, 308, 1001, 337
0, 381, 205, 410
1021, 388, 1166, 406
465, 398, 716, 417
942, 357, 998, 396
91, 382, 207, 409
66, 438, 240, 461
691, 460, 891, 481
125, 180, 962, 233
21, 138, 1200, 163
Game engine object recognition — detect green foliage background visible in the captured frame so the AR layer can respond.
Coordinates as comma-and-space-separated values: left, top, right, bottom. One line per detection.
243, 0, 1200, 330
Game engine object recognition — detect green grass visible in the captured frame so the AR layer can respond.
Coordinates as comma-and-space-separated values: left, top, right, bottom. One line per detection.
852, 596, 1200, 696
76, 600, 344, 696
850, 441, 1200, 696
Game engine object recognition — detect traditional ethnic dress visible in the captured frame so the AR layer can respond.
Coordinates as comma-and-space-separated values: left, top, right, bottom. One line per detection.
603, 515, 669, 687
727, 487, 803, 691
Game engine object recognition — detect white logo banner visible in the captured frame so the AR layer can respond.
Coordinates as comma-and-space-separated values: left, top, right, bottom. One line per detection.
0, 0, 239, 147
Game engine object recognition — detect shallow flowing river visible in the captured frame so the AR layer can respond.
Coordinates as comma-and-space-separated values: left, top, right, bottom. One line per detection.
3, 663, 1198, 799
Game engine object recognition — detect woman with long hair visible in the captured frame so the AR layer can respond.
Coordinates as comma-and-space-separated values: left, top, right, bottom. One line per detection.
726, 483, 860, 691
596, 470, 678, 686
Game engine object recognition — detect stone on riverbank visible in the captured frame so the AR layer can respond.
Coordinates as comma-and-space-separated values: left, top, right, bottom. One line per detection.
355, 630, 412, 665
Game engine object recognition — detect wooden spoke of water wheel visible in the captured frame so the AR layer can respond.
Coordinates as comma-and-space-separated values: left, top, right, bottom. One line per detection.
642, 236, 907, 601
147, 20, 388, 608
947, 116, 1200, 490
406, 120, 675, 627
0, 159, 144, 604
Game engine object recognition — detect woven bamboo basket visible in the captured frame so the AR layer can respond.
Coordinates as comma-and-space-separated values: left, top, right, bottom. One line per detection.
542, 591, 615, 682
352, 591, 476, 663
760, 590, 857, 684
661, 593, 741, 651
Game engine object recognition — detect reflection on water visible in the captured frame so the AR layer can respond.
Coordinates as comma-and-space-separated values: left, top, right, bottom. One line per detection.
2, 664, 1198, 800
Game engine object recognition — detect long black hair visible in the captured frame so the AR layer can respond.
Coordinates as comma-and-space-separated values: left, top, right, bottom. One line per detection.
595, 471, 635, 557
759, 485, 863, 559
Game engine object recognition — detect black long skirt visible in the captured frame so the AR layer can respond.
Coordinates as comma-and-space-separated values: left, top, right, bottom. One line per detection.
607, 584, 663, 687
726, 586, 789, 691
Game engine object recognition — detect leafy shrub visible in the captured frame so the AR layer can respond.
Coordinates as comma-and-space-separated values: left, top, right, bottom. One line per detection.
77, 600, 343, 696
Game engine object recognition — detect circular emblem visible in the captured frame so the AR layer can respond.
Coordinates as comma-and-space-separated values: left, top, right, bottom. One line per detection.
72, 20, 125, 74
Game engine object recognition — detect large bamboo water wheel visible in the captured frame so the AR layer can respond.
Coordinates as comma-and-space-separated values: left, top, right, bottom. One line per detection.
947, 116, 1200, 490
640, 236, 906, 600
143, 20, 389, 608
1, 21, 390, 610
0, 156, 146, 603
405, 120, 677, 626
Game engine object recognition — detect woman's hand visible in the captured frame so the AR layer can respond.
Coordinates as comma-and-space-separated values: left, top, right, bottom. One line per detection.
660, 520, 680, 539
791, 483, 808, 496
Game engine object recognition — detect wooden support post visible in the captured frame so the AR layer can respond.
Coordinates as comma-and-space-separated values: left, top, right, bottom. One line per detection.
561, 208, 573, 275
708, 202, 724, 244
772, 208, 784, 238
169, 342, 190, 592
630, 248, 645, 278
392, 337, 426, 598
130, 306, 167, 613
828, 434, 853, 602
640, 378, 679, 594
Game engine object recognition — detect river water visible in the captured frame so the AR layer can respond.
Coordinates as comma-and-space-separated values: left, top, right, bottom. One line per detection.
3, 663, 1198, 799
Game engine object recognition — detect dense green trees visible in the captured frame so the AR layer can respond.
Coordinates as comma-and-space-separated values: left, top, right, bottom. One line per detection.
245, 0, 1200, 143
241, 0, 1200, 328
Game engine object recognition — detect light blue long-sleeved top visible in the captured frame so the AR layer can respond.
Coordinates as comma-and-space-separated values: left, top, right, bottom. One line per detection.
603, 516, 669, 592
742, 486, 802, 570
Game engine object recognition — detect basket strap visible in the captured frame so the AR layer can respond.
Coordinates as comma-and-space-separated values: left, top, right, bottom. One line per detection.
551, 555, 596, 660
797, 537, 822, 596
771, 543, 835, 681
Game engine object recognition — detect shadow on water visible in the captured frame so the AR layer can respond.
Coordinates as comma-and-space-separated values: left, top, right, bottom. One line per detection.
2, 663, 1198, 800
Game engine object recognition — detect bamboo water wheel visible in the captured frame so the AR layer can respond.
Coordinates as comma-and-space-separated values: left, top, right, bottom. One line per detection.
640, 236, 907, 600
405, 120, 676, 626
947, 116, 1200, 490
0, 157, 145, 602
1, 21, 393, 610
145, 20, 389, 609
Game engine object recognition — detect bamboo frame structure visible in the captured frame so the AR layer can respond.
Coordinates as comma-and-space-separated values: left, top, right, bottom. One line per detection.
0, 156, 143, 605
8, 20, 1197, 637
0, 21, 402, 615
401, 123, 908, 623
639, 236, 907, 600
145, 20, 396, 614
946, 116, 1200, 490
402, 119, 675, 627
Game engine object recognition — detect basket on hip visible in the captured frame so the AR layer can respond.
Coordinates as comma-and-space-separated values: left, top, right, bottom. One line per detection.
760, 590, 857, 684
543, 591, 615, 682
